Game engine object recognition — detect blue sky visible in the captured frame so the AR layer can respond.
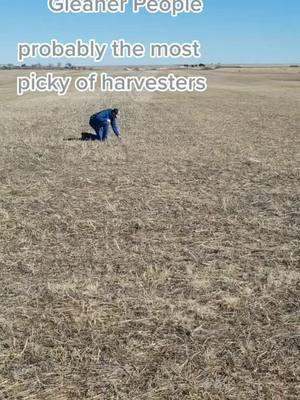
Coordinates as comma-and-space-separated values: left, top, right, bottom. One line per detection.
0, 0, 299, 65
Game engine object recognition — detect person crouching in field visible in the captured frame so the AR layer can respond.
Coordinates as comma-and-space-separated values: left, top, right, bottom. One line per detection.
82, 108, 120, 141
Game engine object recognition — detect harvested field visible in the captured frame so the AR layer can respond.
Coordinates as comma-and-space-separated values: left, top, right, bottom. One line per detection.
0, 67, 299, 399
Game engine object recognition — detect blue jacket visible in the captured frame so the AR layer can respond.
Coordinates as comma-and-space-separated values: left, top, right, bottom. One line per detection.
92, 109, 120, 137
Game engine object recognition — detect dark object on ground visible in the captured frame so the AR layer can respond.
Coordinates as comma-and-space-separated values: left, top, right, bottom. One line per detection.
81, 132, 98, 141
63, 133, 98, 141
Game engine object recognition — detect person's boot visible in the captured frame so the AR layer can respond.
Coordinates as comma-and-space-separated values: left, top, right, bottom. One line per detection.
81, 132, 90, 140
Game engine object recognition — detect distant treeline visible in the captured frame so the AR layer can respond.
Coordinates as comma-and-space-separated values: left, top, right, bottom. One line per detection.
0, 63, 88, 70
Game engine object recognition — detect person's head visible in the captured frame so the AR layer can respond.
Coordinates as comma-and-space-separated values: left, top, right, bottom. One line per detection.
111, 108, 119, 118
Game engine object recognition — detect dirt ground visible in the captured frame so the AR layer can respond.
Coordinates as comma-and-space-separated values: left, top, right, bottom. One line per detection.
0, 67, 299, 399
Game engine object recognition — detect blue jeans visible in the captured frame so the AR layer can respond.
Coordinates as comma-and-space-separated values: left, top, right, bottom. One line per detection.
89, 117, 108, 141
